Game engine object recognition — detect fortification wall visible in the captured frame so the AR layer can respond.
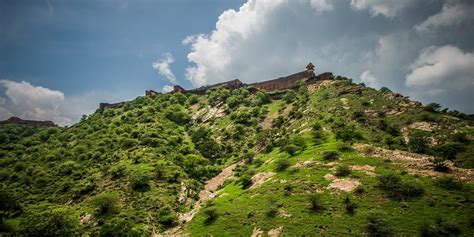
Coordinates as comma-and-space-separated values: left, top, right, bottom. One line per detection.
99, 102, 125, 110
250, 71, 314, 91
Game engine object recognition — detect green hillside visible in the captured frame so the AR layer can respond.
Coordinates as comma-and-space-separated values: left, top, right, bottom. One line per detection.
1, 77, 473, 236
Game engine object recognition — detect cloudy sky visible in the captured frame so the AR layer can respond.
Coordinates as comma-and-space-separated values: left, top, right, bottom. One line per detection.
1, 0, 473, 125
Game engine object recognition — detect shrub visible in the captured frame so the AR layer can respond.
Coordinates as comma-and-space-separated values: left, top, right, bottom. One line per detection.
408, 131, 429, 153
343, 196, 356, 214
165, 106, 190, 125
0, 189, 20, 212
239, 175, 253, 189
420, 217, 461, 237
335, 128, 363, 142
129, 171, 149, 191
337, 143, 353, 152
203, 207, 218, 223
434, 142, 464, 161
91, 192, 119, 216
434, 177, 464, 190
21, 204, 80, 237
282, 90, 296, 103
283, 144, 299, 156
275, 158, 291, 172
432, 158, 450, 172
335, 165, 351, 177
99, 218, 144, 237
308, 193, 323, 211
366, 211, 393, 237
322, 151, 340, 161
423, 103, 442, 113
266, 207, 278, 217
377, 174, 424, 200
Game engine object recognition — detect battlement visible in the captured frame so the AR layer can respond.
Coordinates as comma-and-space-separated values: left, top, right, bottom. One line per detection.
167, 70, 333, 95
0, 117, 56, 127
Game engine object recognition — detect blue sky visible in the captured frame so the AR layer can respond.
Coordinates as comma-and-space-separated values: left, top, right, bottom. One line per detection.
1, 0, 473, 125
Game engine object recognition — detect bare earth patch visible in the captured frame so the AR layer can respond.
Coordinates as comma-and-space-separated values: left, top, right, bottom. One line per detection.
352, 165, 375, 171
409, 121, 438, 131
292, 160, 316, 169
268, 226, 284, 237
162, 162, 242, 236
278, 209, 292, 218
353, 144, 474, 183
324, 174, 336, 181
327, 178, 360, 192
250, 172, 276, 189
252, 227, 264, 237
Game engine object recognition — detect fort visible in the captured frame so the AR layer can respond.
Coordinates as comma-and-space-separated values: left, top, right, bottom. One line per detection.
0, 116, 56, 127
100, 63, 333, 109
168, 63, 333, 95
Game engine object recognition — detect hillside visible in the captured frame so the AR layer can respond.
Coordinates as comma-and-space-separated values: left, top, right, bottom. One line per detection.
1, 76, 473, 236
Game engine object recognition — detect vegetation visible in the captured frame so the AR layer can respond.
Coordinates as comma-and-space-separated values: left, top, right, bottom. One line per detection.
1, 76, 473, 236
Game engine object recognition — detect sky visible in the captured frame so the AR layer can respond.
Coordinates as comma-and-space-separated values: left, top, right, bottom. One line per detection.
1, 0, 473, 125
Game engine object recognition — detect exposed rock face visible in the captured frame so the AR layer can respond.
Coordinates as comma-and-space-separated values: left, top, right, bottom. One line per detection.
0, 117, 56, 127
327, 178, 360, 192
250, 172, 275, 189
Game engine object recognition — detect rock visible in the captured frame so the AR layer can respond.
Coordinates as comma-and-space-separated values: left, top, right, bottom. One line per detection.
250, 172, 275, 189
268, 226, 284, 237
327, 178, 360, 192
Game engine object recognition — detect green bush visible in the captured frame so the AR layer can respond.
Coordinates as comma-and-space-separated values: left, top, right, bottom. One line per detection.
282, 90, 296, 103
366, 211, 393, 237
21, 204, 80, 237
408, 130, 429, 153
0, 189, 20, 212
335, 128, 363, 142
335, 165, 351, 177
322, 151, 340, 161
165, 106, 190, 125
377, 174, 424, 200
308, 193, 323, 211
239, 175, 253, 189
343, 196, 356, 214
337, 143, 353, 152
91, 192, 119, 216
99, 218, 144, 237
434, 177, 464, 190
129, 171, 150, 191
275, 158, 291, 172
420, 217, 461, 237
283, 144, 299, 156
203, 207, 218, 223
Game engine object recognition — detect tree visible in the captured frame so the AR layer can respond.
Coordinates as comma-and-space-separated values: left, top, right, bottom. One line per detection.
408, 131, 429, 153
21, 204, 80, 237
91, 192, 120, 216
424, 103, 442, 113
282, 90, 296, 103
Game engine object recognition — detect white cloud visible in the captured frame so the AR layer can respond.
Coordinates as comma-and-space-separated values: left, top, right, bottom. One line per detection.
350, 0, 411, 17
360, 70, 379, 88
310, 0, 333, 12
415, 2, 474, 32
406, 45, 474, 94
0, 80, 126, 126
0, 80, 68, 124
152, 53, 177, 84
162, 85, 173, 93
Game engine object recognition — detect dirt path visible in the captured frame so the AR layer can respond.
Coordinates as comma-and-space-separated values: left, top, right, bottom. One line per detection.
353, 143, 474, 183
160, 161, 241, 236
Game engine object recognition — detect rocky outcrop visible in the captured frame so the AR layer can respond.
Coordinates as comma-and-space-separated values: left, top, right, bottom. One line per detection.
0, 117, 56, 127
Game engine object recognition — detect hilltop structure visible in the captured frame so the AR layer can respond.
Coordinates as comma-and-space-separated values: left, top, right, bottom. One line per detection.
166, 63, 332, 95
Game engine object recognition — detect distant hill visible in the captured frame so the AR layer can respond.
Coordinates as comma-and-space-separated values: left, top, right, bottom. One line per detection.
0, 116, 56, 127
0, 73, 473, 236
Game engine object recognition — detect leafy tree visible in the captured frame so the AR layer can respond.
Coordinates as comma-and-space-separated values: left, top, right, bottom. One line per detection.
408, 131, 429, 153
91, 192, 120, 216
424, 103, 442, 113
255, 92, 271, 105
165, 105, 190, 125
21, 204, 80, 237
275, 158, 291, 171
282, 90, 296, 103
379, 87, 392, 93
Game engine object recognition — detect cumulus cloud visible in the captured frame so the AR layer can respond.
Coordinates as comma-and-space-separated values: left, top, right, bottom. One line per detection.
162, 85, 173, 93
360, 70, 379, 88
152, 53, 177, 84
0, 80, 68, 124
0, 80, 125, 125
415, 1, 474, 32
406, 45, 474, 93
350, 0, 411, 17
310, 0, 333, 12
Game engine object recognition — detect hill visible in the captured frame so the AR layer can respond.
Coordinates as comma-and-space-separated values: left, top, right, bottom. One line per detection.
0, 74, 473, 236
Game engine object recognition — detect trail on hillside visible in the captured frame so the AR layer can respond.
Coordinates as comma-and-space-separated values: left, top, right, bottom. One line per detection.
160, 161, 242, 236
353, 144, 474, 183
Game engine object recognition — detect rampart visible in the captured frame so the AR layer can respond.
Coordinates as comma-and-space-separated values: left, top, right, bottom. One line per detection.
99, 102, 125, 110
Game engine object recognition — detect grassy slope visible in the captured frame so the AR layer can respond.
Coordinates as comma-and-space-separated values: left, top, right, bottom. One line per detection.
1, 78, 473, 235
